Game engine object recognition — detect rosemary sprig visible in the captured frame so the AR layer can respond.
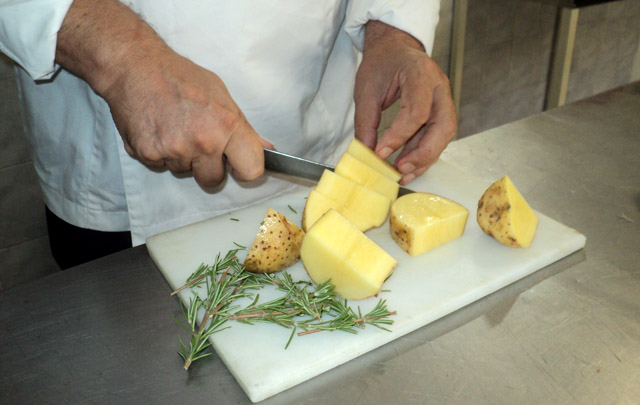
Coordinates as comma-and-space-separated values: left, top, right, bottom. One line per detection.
172, 249, 262, 369
173, 248, 396, 369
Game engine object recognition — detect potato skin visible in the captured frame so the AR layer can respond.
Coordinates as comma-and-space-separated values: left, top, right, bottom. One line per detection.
476, 176, 537, 248
389, 212, 411, 254
477, 183, 516, 244
243, 208, 305, 273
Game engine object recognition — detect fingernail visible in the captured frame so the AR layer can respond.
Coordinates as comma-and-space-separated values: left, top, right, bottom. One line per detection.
399, 163, 415, 173
378, 147, 393, 160
402, 173, 416, 184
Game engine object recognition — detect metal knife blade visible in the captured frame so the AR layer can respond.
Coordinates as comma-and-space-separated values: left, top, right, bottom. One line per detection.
263, 148, 415, 196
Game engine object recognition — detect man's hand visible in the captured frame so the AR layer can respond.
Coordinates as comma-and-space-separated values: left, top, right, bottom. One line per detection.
56, 0, 270, 188
354, 20, 457, 185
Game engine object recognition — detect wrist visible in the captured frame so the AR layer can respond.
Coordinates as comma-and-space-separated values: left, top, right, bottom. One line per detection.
55, 0, 168, 96
363, 20, 425, 55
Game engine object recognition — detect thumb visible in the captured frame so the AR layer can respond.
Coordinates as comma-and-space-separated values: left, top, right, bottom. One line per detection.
258, 135, 274, 150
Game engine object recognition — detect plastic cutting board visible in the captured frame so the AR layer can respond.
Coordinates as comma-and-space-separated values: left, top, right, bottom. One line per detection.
147, 160, 586, 402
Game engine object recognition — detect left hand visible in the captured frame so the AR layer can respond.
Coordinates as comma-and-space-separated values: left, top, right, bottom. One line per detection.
354, 20, 457, 185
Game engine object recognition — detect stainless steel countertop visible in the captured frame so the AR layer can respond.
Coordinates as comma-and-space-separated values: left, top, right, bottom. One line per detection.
2, 82, 639, 404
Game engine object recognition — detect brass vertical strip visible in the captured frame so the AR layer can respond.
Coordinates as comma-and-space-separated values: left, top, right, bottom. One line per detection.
545, 6, 579, 110
450, 0, 468, 118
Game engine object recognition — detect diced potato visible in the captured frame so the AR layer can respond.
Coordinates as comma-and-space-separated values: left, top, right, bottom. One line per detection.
301, 189, 336, 232
477, 175, 538, 247
243, 208, 305, 273
335, 152, 400, 201
300, 209, 397, 300
390, 193, 469, 257
345, 139, 401, 182
302, 169, 391, 232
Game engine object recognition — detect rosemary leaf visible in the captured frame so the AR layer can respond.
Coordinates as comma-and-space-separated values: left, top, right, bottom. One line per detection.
174, 247, 396, 369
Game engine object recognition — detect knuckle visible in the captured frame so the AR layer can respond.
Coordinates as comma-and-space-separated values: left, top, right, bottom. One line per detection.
217, 108, 243, 137
408, 103, 430, 124
439, 72, 451, 87
443, 120, 458, 138
137, 142, 163, 163
162, 136, 187, 158
192, 132, 218, 155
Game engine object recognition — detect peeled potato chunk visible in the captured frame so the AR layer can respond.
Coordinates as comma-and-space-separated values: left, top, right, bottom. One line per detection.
477, 175, 538, 247
345, 138, 401, 182
390, 193, 469, 257
243, 208, 305, 273
302, 189, 337, 232
302, 169, 391, 232
335, 152, 400, 202
300, 209, 397, 300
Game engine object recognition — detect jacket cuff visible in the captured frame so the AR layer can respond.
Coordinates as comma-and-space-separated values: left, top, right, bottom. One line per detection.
345, 0, 440, 56
0, 0, 74, 80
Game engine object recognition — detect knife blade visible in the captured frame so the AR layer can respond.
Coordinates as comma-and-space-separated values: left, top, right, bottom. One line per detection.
263, 148, 415, 196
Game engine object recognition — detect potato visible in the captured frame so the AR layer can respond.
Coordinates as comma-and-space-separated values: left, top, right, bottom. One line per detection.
302, 170, 391, 232
477, 176, 538, 247
300, 209, 397, 300
334, 152, 400, 201
390, 193, 469, 256
243, 208, 305, 273
345, 138, 401, 182
346, 138, 402, 182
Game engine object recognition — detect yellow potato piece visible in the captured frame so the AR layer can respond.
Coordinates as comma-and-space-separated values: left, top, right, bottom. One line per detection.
390, 193, 469, 257
244, 208, 305, 273
302, 169, 391, 232
302, 189, 341, 233
335, 152, 400, 202
477, 175, 538, 247
300, 209, 397, 300
345, 138, 401, 182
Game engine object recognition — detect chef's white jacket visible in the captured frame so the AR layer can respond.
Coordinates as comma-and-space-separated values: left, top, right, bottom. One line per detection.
0, 0, 439, 245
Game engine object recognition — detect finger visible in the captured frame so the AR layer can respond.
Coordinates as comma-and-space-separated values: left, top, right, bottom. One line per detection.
164, 156, 192, 173
223, 121, 265, 182
376, 75, 434, 160
191, 152, 226, 188
395, 85, 457, 181
400, 165, 429, 186
258, 135, 275, 150
354, 85, 383, 150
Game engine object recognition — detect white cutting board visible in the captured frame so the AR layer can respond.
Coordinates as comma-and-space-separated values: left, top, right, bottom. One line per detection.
147, 160, 586, 403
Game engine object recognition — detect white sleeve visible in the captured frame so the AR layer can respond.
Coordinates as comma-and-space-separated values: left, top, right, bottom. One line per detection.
345, 0, 440, 56
0, 0, 74, 80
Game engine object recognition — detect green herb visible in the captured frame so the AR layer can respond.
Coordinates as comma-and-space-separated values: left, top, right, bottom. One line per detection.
230, 218, 239, 221
288, 205, 297, 214
171, 250, 262, 370
172, 248, 396, 369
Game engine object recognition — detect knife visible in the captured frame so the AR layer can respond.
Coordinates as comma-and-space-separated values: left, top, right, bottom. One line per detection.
263, 148, 415, 197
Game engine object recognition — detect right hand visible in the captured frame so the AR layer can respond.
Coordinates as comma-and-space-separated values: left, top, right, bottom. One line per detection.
55, 0, 271, 188
103, 44, 272, 188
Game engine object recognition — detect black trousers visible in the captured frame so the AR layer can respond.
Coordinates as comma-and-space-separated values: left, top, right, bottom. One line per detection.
45, 206, 132, 270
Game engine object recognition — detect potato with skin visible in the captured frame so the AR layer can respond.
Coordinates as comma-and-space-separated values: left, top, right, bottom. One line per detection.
243, 208, 305, 273
477, 176, 538, 247
390, 193, 469, 256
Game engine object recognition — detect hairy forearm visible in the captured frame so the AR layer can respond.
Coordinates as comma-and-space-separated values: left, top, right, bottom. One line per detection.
55, 0, 167, 95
